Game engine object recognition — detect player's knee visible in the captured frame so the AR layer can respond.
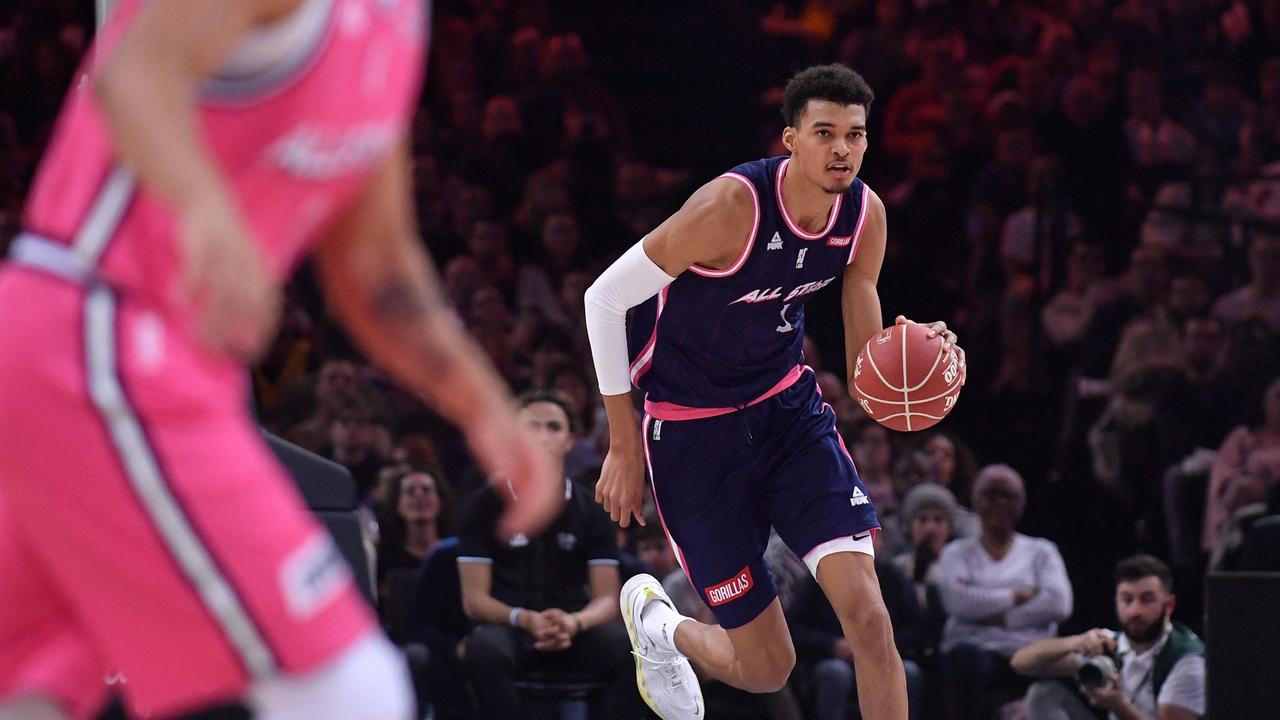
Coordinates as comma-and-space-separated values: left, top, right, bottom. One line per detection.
839, 601, 895, 653
740, 643, 795, 694
251, 634, 414, 720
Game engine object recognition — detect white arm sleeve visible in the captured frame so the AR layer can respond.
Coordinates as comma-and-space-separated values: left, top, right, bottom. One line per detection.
584, 239, 677, 396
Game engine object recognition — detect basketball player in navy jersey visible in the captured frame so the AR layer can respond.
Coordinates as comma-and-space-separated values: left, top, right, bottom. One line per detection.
584, 65, 965, 719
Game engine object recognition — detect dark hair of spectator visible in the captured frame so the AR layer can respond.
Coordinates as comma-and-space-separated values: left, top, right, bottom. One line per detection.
781, 64, 875, 127
630, 507, 666, 545
516, 389, 578, 434
1114, 554, 1174, 593
379, 467, 455, 549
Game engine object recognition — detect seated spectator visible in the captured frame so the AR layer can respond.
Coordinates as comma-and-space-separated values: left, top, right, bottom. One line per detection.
377, 469, 453, 600
881, 451, 943, 553
456, 391, 642, 719
1212, 235, 1280, 333
631, 508, 679, 579
921, 430, 980, 509
788, 560, 927, 720
1013, 554, 1205, 720
1202, 375, 1280, 560
894, 484, 963, 656
817, 369, 859, 422
939, 464, 1073, 720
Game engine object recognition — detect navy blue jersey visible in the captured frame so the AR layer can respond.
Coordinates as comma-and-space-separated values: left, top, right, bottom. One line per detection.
627, 156, 871, 409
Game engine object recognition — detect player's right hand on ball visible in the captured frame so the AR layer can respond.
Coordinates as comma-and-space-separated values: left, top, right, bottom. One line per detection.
596, 445, 647, 528
179, 190, 281, 361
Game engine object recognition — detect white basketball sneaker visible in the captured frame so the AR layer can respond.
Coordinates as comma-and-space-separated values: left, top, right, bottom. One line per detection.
620, 573, 705, 719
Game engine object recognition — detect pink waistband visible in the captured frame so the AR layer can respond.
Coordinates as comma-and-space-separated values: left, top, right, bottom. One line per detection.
643, 365, 807, 421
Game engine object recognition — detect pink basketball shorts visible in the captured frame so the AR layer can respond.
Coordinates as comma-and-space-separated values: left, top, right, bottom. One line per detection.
0, 264, 376, 718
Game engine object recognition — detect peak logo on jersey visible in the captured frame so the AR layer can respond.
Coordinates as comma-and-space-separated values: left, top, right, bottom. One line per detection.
731, 277, 835, 305
850, 486, 870, 507
705, 566, 754, 606
270, 122, 398, 180
827, 235, 852, 248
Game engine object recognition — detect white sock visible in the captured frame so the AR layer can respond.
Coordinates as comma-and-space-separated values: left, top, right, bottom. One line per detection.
640, 596, 689, 656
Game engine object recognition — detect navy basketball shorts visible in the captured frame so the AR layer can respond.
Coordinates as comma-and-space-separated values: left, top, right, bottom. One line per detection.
642, 370, 880, 629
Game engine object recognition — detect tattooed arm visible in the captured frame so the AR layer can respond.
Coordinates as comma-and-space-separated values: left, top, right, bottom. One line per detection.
314, 142, 560, 536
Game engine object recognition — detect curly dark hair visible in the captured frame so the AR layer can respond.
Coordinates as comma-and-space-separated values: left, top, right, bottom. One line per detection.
781, 64, 875, 127
1114, 554, 1174, 593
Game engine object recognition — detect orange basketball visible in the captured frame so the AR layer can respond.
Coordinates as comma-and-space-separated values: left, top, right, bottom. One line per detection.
851, 322, 963, 432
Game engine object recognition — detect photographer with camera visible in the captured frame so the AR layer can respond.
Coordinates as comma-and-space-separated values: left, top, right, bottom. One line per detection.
1010, 555, 1204, 719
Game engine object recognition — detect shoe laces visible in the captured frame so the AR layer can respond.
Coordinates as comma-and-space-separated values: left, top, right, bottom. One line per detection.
633, 651, 689, 691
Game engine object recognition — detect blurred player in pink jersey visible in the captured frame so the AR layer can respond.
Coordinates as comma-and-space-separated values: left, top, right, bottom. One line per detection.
0, 0, 562, 718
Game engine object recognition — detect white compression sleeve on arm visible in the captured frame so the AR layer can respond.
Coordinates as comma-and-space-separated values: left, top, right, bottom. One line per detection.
584, 239, 676, 396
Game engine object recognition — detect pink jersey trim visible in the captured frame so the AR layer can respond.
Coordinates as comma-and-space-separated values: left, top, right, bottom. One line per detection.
642, 415, 693, 585
775, 158, 842, 240
628, 285, 669, 386
689, 173, 759, 278
643, 364, 807, 421
846, 183, 871, 265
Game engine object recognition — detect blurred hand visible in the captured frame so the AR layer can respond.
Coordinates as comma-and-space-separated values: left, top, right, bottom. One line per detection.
896, 315, 966, 385
541, 608, 578, 649
468, 415, 562, 539
529, 610, 572, 652
1074, 628, 1116, 657
179, 190, 280, 361
1080, 677, 1126, 712
596, 443, 647, 528
1013, 586, 1039, 605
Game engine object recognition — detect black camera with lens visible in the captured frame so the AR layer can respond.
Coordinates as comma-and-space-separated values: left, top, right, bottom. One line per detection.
1076, 650, 1121, 689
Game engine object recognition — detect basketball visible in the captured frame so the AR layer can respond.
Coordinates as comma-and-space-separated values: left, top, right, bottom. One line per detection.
851, 322, 962, 432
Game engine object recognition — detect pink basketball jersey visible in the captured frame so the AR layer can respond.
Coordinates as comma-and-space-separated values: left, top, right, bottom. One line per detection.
22, 0, 426, 314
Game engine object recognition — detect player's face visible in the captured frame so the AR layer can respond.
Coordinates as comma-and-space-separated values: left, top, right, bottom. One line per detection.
1115, 576, 1173, 644
518, 401, 575, 463
784, 100, 868, 194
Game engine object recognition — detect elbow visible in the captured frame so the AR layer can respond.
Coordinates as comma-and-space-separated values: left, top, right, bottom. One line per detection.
460, 596, 483, 622
582, 281, 604, 321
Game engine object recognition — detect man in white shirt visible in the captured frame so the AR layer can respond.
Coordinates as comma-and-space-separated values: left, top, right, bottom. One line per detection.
1011, 554, 1205, 720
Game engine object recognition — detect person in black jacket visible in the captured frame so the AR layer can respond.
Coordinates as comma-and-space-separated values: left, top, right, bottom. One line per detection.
455, 391, 644, 719
788, 557, 927, 720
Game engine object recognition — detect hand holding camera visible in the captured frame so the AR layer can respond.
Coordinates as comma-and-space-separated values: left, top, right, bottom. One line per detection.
1074, 628, 1117, 657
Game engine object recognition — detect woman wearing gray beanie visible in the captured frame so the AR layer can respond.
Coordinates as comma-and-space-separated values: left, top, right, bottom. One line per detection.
893, 483, 963, 660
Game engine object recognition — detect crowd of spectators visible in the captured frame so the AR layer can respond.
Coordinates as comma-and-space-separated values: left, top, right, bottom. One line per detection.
6, 0, 1280, 717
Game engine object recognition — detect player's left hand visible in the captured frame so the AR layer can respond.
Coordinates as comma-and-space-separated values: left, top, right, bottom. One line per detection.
896, 315, 966, 386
